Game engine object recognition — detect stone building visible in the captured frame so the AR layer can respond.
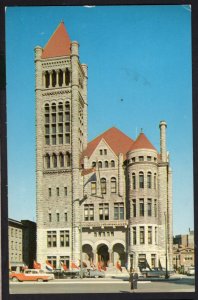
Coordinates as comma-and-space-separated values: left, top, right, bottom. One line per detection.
8, 219, 36, 271
35, 22, 173, 272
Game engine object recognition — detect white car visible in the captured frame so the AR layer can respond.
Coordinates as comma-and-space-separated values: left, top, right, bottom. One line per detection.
186, 267, 195, 276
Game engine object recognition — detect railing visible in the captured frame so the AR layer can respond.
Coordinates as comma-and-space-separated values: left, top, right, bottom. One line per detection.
81, 220, 129, 228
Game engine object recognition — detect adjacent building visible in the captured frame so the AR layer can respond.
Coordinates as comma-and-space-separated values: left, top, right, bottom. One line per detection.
173, 229, 194, 272
35, 22, 173, 272
8, 218, 36, 271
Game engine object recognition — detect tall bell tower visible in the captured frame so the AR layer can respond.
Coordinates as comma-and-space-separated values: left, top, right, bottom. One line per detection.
35, 22, 88, 268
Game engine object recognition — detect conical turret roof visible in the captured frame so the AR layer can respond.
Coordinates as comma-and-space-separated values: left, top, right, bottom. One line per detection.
41, 22, 71, 59
129, 132, 156, 151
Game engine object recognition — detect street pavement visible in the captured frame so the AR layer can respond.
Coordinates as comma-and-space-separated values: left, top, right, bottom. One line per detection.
9, 275, 195, 294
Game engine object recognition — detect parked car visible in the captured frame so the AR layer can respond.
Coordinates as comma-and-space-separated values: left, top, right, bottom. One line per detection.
52, 269, 80, 279
142, 268, 169, 278
83, 268, 105, 278
9, 269, 54, 282
186, 267, 195, 276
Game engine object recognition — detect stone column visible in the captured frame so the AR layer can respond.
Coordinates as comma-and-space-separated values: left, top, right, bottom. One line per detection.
56, 69, 59, 87
49, 70, 53, 88
71, 41, 80, 262
62, 69, 66, 87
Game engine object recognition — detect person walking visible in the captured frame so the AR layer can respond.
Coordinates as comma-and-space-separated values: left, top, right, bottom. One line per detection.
129, 268, 138, 292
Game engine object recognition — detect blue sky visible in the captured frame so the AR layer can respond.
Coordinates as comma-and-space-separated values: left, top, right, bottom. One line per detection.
6, 5, 193, 235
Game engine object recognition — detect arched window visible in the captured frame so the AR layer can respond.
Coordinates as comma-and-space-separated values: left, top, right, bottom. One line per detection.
52, 70, 56, 87
92, 161, 96, 167
111, 177, 116, 193
65, 101, 70, 111
105, 161, 109, 168
111, 160, 115, 168
51, 103, 56, 112
52, 153, 57, 168
100, 178, 106, 194
46, 154, 50, 169
132, 173, 136, 189
147, 172, 152, 189
45, 103, 50, 113
98, 161, 102, 169
66, 152, 71, 167
58, 69, 63, 86
65, 68, 70, 85
139, 172, 144, 188
45, 71, 50, 88
58, 102, 63, 112
59, 153, 64, 167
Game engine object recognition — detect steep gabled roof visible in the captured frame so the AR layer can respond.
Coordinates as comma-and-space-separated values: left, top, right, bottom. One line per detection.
82, 127, 134, 159
41, 22, 71, 59
129, 132, 156, 151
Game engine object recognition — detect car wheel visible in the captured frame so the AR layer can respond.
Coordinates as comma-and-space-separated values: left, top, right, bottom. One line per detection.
12, 277, 19, 282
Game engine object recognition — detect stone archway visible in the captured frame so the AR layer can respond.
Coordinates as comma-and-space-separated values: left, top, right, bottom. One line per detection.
82, 244, 94, 267
97, 244, 109, 267
113, 243, 126, 266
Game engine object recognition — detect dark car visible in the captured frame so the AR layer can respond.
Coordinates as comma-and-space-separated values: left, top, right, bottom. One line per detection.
53, 269, 80, 279
143, 268, 169, 278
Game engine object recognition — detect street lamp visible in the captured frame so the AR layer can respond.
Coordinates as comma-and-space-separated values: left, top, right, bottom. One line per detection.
164, 212, 169, 279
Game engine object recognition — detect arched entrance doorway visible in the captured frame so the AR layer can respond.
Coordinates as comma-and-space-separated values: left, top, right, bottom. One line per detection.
97, 244, 109, 267
113, 243, 126, 266
82, 244, 94, 267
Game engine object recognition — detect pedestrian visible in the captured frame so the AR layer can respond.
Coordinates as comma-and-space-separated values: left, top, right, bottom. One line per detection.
129, 268, 138, 292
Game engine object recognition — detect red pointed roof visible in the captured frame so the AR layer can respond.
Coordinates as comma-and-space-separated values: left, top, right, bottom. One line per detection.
129, 132, 156, 151
82, 127, 134, 159
41, 22, 71, 59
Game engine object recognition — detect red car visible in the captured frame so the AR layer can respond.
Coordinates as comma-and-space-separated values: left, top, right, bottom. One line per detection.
9, 269, 54, 282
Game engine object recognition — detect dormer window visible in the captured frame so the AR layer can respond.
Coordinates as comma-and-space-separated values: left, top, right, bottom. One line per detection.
100, 150, 103, 155
139, 156, 144, 162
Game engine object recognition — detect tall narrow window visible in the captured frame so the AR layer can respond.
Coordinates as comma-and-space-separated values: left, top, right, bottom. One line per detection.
84, 204, 94, 221
111, 160, 115, 167
91, 182, 97, 195
64, 213, 67, 222
104, 161, 108, 168
52, 154, 57, 168
111, 177, 116, 193
48, 188, 52, 197
154, 199, 157, 217
154, 173, 157, 189
139, 199, 144, 217
98, 161, 102, 168
64, 187, 67, 196
140, 227, 145, 244
65, 68, 70, 85
139, 172, 144, 188
133, 227, 137, 245
132, 173, 136, 189
99, 203, 109, 220
60, 231, 70, 247
100, 178, 106, 194
59, 153, 64, 167
46, 154, 50, 169
47, 231, 57, 247
56, 213, 60, 222
147, 199, 152, 216
151, 254, 156, 268
155, 227, 157, 244
66, 152, 71, 167
45, 72, 50, 88
148, 226, 152, 244
48, 213, 52, 223
114, 203, 124, 220
132, 199, 136, 217
147, 172, 152, 188
56, 187, 59, 196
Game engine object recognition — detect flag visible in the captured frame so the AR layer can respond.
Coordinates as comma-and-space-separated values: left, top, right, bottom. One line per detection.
46, 260, 53, 271
60, 261, 68, 271
71, 262, 79, 269
33, 260, 41, 269
83, 171, 97, 187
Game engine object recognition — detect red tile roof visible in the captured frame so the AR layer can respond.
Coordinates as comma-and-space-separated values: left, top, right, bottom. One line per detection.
41, 22, 71, 59
82, 127, 134, 159
129, 132, 156, 151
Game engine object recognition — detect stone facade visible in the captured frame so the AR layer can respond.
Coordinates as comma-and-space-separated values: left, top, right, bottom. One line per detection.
35, 22, 173, 272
